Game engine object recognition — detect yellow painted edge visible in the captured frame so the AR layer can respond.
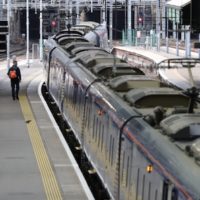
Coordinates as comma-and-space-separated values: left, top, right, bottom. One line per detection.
19, 95, 63, 200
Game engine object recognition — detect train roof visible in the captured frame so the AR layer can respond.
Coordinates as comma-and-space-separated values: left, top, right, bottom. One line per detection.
53, 30, 84, 40
57, 37, 88, 46
71, 21, 99, 30
109, 75, 161, 92
125, 87, 189, 108
64, 42, 94, 52
92, 63, 144, 78
161, 114, 200, 140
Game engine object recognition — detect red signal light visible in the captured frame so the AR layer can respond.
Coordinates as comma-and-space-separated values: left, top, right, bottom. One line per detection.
51, 20, 56, 27
138, 17, 143, 23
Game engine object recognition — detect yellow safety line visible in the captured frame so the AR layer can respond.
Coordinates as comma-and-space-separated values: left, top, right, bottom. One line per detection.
19, 95, 63, 200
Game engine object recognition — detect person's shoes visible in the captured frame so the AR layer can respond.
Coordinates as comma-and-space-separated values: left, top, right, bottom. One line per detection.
16, 96, 19, 100
12, 97, 15, 100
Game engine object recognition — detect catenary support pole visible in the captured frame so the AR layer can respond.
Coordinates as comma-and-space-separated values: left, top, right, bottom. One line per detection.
26, 0, 30, 67
127, 0, 132, 45
76, 0, 80, 24
7, 0, 11, 69
109, 0, 113, 48
39, 0, 43, 61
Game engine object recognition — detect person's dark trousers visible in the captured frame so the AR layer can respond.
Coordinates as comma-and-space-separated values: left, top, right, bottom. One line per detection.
11, 80, 19, 100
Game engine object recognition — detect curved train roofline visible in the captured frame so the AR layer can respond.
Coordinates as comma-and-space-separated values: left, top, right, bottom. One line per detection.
43, 24, 200, 200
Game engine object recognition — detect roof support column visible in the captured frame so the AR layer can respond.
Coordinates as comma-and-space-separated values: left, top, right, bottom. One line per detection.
156, 0, 161, 35
134, 5, 137, 30
39, 0, 43, 61
26, 0, 30, 67
127, 0, 132, 45
109, 0, 113, 48
161, 0, 166, 39
76, 0, 80, 24
7, 0, 11, 69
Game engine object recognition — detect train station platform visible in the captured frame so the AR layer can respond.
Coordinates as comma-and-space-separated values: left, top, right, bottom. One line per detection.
113, 45, 200, 90
113, 45, 200, 64
0, 57, 94, 200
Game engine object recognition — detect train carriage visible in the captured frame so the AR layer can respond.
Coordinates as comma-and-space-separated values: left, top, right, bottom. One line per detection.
43, 22, 200, 200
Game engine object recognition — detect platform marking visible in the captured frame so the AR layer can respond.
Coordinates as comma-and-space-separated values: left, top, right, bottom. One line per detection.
19, 95, 63, 200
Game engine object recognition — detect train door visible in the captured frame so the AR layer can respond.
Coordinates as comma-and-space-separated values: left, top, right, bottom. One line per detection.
75, 84, 84, 121
47, 48, 56, 89
120, 139, 133, 200
84, 95, 92, 139
56, 61, 65, 109
101, 112, 109, 170
130, 149, 163, 200
171, 188, 178, 200
49, 57, 58, 100
72, 80, 78, 111
135, 169, 164, 200
162, 181, 179, 200
63, 70, 69, 113
60, 70, 66, 112
105, 115, 111, 164
162, 180, 169, 200
43, 47, 49, 84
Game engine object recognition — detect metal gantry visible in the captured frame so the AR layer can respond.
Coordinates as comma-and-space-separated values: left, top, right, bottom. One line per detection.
0, 0, 168, 64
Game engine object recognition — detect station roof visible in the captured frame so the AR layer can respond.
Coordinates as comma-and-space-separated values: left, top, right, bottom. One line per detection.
166, 0, 190, 9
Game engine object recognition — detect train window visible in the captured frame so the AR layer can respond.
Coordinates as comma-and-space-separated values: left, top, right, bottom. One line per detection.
98, 121, 101, 147
92, 116, 96, 139
78, 88, 83, 115
126, 156, 130, 187
87, 97, 92, 129
101, 125, 104, 151
111, 137, 115, 166
85, 101, 88, 128
72, 81, 78, 110
109, 135, 112, 163
80, 90, 84, 114
84, 101, 90, 127
171, 188, 178, 200
148, 182, 151, 200
76, 87, 80, 116
65, 73, 69, 105
136, 168, 140, 200
95, 117, 99, 142
142, 174, 145, 200
84, 101, 88, 129
162, 181, 169, 200
68, 84, 72, 105
66, 76, 71, 103
68, 76, 74, 106
155, 189, 158, 200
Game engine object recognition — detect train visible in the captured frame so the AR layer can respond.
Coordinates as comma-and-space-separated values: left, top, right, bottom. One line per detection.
43, 21, 200, 200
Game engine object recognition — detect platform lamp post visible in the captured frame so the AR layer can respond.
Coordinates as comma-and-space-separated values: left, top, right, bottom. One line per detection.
109, 0, 113, 48
127, 0, 132, 45
26, 0, 30, 67
76, 0, 80, 25
39, 0, 43, 61
156, 0, 161, 51
7, 0, 11, 69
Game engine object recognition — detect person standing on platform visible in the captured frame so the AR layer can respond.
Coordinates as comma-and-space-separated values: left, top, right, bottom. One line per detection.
7, 60, 21, 100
